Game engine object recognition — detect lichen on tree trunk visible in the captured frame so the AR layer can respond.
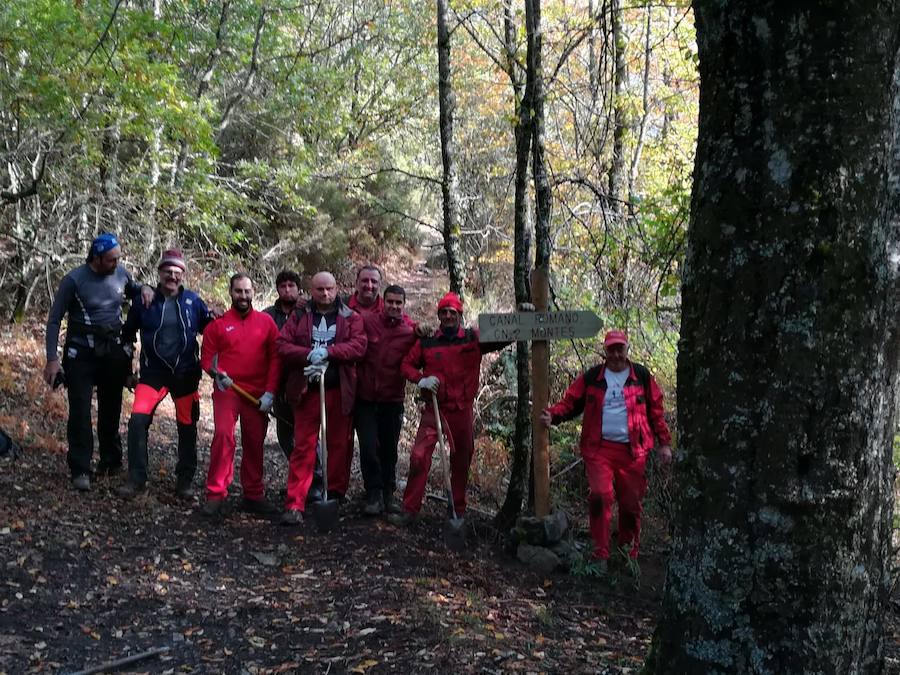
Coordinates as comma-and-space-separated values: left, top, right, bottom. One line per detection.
650, 2, 900, 673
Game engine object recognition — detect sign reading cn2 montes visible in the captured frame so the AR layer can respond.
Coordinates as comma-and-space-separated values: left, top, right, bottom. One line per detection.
478, 311, 603, 342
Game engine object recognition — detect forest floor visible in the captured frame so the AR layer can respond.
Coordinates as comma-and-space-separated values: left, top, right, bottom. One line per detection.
1, 258, 900, 673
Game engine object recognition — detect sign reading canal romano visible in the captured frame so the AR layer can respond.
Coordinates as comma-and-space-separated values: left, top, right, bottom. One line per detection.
478, 310, 603, 342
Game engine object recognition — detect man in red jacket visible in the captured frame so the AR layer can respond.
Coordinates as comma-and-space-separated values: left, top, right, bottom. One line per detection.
276, 271, 367, 525
199, 274, 281, 517
347, 265, 384, 316
540, 330, 672, 570
389, 292, 510, 526
356, 284, 418, 515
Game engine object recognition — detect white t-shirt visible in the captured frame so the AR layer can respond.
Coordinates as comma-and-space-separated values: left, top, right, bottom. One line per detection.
601, 367, 630, 443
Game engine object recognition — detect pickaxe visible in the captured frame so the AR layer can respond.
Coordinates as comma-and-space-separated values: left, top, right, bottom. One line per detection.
209, 354, 291, 425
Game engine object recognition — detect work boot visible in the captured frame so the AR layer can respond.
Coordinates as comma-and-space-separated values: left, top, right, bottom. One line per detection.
363, 490, 384, 516
116, 481, 146, 500
279, 509, 303, 526
383, 491, 402, 514
387, 511, 417, 527
201, 498, 224, 517
72, 474, 91, 492
175, 477, 195, 500
240, 497, 280, 516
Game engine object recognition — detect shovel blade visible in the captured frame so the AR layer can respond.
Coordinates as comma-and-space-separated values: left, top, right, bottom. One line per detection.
443, 517, 466, 551
311, 499, 340, 532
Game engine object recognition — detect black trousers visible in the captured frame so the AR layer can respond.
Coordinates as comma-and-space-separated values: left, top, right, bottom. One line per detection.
354, 400, 404, 494
127, 369, 201, 486
63, 345, 128, 477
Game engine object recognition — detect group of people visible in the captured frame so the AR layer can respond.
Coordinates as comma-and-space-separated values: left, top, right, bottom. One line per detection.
44, 233, 672, 567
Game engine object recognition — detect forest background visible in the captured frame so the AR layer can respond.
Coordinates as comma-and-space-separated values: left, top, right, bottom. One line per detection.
2, 0, 692, 523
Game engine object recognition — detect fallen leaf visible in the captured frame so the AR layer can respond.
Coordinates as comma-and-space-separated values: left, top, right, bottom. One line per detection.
351, 659, 379, 673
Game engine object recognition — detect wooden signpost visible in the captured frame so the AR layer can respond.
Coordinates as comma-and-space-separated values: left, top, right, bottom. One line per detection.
478, 271, 602, 517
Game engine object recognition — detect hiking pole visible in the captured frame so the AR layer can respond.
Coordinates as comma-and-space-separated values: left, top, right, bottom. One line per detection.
431, 391, 466, 551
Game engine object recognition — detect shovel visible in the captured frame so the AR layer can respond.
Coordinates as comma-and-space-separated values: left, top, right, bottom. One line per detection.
311, 365, 339, 532
431, 391, 466, 551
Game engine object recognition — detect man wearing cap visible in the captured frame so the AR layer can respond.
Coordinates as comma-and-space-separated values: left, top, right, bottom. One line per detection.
199, 274, 281, 517
389, 292, 512, 526
43, 233, 154, 491
276, 271, 367, 525
117, 249, 215, 500
540, 330, 672, 571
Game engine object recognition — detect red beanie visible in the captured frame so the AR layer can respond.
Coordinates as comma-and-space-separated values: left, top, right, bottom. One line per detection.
437, 292, 463, 313
158, 248, 186, 271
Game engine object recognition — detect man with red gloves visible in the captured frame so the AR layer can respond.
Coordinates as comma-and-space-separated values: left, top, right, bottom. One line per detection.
199, 274, 281, 517
540, 330, 672, 571
389, 292, 511, 525
276, 271, 367, 525
356, 284, 418, 515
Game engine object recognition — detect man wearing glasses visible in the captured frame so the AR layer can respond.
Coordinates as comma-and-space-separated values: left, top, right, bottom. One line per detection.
117, 249, 216, 499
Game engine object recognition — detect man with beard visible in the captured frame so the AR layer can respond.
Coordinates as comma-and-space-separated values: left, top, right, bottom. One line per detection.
276, 271, 367, 525
44, 233, 153, 491
117, 249, 215, 500
199, 274, 281, 517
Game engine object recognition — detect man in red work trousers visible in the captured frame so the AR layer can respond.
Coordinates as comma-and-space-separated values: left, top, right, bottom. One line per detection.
276, 271, 367, 525
388, 292, 511, 526
541, 330, 672, 572
199, 274, 281, 517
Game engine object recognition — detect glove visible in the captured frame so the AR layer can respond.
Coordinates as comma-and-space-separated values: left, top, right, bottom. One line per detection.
258, 392, 274, 413
308, 347, 328, 365
304, 363, 328, 382
215, 370, 234, 391
417, 376, 440, 393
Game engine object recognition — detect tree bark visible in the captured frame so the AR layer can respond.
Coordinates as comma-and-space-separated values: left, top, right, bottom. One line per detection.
607, 0, 627, 217
436, 0, 466, 298
496, 0, 533, 530
650, 2, 900, 672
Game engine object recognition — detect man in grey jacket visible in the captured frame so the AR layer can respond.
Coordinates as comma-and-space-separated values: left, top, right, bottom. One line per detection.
44, 233, 152, 491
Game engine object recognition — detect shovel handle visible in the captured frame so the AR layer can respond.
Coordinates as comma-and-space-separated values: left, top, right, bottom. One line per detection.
319, 364, 328, 495
430, 392, 458, 520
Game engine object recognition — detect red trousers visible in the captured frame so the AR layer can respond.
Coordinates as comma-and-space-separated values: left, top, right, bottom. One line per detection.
284, 386, 353, 511
401, 405, 474, 517
585, 439, 648, 560
132, 383, 198, 423
206, 389, 268, 500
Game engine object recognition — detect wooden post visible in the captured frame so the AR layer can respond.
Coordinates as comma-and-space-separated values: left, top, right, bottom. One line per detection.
531, 266, 551, 517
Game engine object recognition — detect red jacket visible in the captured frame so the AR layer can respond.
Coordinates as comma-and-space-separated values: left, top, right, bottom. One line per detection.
358, 311, 417, 402
347, 293, 383, 317
401, 326, 506, 411
200, 308, 280, 398
547, 361, 671, 459
276, 301, 367, 415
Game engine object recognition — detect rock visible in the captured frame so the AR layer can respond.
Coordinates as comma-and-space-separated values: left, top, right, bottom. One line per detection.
517, 543, 561, 575
542, 510, 569, 544
250, 551, 279, 566
550, 540, 578, 568
516, 516, 547, 546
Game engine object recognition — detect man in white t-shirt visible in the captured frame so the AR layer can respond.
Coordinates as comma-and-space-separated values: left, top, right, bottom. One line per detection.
541, 330, 672, 570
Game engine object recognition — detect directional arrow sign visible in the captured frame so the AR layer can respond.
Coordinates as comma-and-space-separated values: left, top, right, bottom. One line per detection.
478, 310, 603, 343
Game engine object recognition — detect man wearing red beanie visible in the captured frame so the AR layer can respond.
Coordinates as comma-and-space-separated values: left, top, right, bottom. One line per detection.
389, 291, 511, 525
541, 330, 672, 572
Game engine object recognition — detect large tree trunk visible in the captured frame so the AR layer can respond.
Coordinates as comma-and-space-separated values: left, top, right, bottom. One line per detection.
607, 0, 627, 217
436, 0, 466, 298
650, 2, 900, 672
496, 0, 533, 530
